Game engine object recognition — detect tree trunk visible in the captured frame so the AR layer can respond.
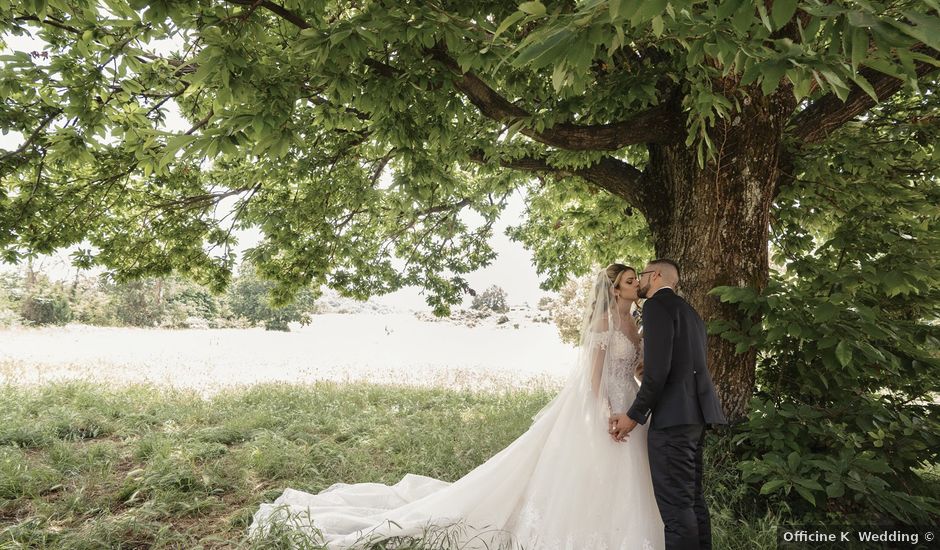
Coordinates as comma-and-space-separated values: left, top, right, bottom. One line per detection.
641, 95, 787, 422
155, 278, 164, 308
25, 258, 36, 289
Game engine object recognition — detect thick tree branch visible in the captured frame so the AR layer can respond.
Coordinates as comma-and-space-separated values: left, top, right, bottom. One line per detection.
468, 150, 648, 209
790, 45, 938, 144
467, 149, 563, 174
225, 0, 680, 152
225, 0, 310, 29
228, 0, 654, 207
428, 45, 682, 151
575, 157, 647, 206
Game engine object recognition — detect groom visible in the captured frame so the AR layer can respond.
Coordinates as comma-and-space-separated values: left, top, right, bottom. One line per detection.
609, 259, 727, 550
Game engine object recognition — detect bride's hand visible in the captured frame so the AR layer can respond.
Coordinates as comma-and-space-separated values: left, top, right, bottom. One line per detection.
608, 413, 633, 442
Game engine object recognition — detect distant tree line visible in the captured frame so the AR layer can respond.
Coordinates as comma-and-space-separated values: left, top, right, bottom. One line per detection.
0, 262, 315, 331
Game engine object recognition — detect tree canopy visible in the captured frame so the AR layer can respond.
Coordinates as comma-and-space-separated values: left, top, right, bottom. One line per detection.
2, 0, 936, 311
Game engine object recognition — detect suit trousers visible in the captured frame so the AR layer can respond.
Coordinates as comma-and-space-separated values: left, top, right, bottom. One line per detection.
647, 423, 712, 550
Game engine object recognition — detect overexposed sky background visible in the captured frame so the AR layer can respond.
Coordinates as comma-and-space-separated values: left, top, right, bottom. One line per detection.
0, 31, 553, 311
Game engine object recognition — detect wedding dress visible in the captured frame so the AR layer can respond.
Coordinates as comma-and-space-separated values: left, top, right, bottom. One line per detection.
249, 270, 664, 549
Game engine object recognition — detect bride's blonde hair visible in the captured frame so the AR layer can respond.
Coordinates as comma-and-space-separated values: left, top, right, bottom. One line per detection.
586, 263, 635, 328
605, 263, 634, 288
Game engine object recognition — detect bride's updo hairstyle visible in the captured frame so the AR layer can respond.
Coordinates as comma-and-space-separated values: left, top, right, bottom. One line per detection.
605, 263, 633, 289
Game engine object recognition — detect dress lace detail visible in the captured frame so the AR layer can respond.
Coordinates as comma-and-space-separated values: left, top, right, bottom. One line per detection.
587, 330, 609, 351
605, 330, 642, 415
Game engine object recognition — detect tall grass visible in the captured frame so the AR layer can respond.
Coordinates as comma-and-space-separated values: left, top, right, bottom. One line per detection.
0, 382, 781, 548
0, 382, 553, 548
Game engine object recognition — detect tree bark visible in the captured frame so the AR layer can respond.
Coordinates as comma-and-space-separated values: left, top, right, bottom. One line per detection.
639, 93, 789, 422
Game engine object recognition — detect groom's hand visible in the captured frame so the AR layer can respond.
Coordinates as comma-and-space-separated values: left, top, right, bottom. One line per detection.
608, 414, 637, 442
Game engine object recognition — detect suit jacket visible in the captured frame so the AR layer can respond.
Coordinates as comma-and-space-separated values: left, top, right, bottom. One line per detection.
627, 288, 727, 429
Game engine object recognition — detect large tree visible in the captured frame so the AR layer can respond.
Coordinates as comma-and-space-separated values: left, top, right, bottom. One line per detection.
1, 0, 937, 419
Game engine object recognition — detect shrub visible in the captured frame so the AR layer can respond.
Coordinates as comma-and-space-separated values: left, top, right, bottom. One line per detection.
19, 277, 72, 326
470, 285, 509, 314
227, 264, 314, 332
542, 273, 594, 345
711, 267, 939, 523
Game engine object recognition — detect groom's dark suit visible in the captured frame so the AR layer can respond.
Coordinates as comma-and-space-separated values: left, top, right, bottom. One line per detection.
627, 287, 726, 550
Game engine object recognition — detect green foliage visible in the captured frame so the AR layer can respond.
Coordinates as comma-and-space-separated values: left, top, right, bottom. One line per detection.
502, 0, 939, 165
0, 262, 317, 329
1, 0, 938, 530
708, 88, 940, 523
1, 0, 934, 308
166, 281, 219, 321
66, 274, 115, 325
507, 177, 652, 290
703, 431, 786, 549
469, 284, 509, 313
106, 277, 165, 327
17, 274, 72, 325
227, 262, 315, 331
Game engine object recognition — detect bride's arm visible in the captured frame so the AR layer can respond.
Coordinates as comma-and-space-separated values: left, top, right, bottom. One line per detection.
586, 318, 609, 399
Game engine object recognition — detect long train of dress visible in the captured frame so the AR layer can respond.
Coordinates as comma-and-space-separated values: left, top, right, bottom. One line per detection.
249, 331, 664, 549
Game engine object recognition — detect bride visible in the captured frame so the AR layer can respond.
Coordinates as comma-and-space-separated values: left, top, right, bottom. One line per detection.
249, 263, 664, 549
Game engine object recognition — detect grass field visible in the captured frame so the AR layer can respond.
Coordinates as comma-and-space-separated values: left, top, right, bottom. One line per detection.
0, 382, 777, 549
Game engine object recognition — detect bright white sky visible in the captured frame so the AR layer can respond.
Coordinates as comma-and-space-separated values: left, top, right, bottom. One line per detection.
0, 31, 552, 311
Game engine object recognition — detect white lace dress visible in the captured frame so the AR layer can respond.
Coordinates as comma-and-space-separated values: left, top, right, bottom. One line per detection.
249, 330, 664, 549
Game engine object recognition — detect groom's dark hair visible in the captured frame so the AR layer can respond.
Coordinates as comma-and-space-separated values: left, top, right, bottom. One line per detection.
649, 258, 681, 281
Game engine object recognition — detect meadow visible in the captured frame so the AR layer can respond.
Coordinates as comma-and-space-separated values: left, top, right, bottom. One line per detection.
0, 382, 778, 549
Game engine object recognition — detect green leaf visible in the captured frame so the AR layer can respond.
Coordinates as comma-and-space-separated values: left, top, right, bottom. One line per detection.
787, 451, 801, 470
716, 0, 742, 21
760, 61, 788, 95
183, 62, 217, 97
813, 301, 838, 322
512, 28, 574, 68
850, 26, 868, 71
760, 479, 787, 495
771, 0, 798, 31
795, 485, 817, 506
518, 1, 546, 16
818, 68, 850, 99
504, 118, 527, 140
651, 15, 664, 37
851, 72, 879, 102
795, 478, 824, 491
826, 481, 845, 498
493, 10, 526, 41
898, 11, 940, 52
609, 0, 629, 20
731, 2, 754, 34
755, 2, 773, 31
160, 134, 195, 167
551, 64, 567, 92
835, 340, 853, 367
631, 0, 667, 26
